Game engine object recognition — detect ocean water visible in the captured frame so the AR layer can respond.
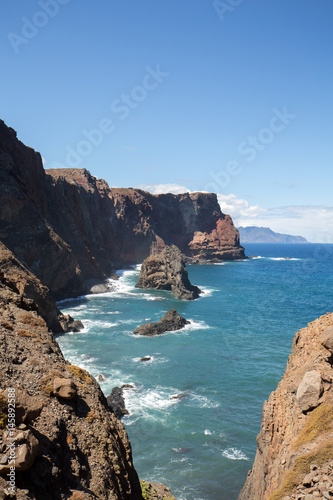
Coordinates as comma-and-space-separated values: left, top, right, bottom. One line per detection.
57, 243, 333, 500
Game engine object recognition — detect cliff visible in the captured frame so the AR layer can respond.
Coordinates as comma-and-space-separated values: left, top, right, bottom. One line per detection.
239, 313, 333, 500
238, 226, 308, 244
0, 242, 143, 499
0, 119, 244, 300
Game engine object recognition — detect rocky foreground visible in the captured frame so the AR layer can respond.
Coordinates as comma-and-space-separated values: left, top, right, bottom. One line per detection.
239, 313, 333, 500
0, 241, 178, 500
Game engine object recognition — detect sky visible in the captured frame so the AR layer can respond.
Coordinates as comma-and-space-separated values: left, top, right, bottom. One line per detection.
1, 0, 332, 242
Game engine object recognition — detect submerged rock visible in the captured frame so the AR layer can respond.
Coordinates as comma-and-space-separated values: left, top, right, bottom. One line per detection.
136, 245, 201, 300
133, 309, 190, 336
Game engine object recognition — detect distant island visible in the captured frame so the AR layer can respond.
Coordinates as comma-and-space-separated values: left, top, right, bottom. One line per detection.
238, 226, 308, 244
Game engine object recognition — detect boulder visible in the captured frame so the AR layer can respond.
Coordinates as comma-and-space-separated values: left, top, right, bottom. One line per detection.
135, 245, 201, 300
107, 387, 129, 419
0, 430, 39, 474
133, 309, 190, 336
2, 389, 43, 424
320, 326, 333, 353
53, 378, 77, 400
296, 371, 323, 412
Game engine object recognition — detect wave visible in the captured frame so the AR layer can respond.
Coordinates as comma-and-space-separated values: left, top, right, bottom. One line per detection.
222, 447, 249, 461
249, 256, 300, 261
199, 286, 218, 297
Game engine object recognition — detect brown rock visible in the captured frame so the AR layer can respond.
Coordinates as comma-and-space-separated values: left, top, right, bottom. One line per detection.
53, 378, 77, 400
0, 430, 39, 474
296, 371, 323, 412
321, 326, 333, 353
136, 245, 201, 300
133, 309, 190, 336
2, 389, 43, 424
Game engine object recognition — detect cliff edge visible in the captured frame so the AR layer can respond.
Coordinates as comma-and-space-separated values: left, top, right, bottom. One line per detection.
0, 119, 244, 300
239, 313, 333, 500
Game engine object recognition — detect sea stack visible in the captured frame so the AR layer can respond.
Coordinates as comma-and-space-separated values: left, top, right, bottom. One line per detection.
136, 245, 201, 300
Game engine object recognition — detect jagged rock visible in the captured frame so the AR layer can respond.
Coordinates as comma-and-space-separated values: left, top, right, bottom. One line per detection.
107, 387, 129, 419
321, 326, 333, 353
98, 374, 106, 381
140, 356, 151, 362
136, 245, 201, 300
0, 430, 39, 474
133, 309, 190, 336
53, 378, 77, 400
296, 370, 323, 412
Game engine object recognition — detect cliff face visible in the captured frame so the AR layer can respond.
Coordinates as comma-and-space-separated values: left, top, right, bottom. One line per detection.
239, 313, 333, 500
0, 119, 244, 300
0, 242, 143, 499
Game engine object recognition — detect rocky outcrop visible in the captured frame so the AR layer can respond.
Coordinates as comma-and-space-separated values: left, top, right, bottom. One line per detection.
107, 387, 129, 420
0, 119, 244, 300
133, 309, 190, 336
135, 245, 201, 300
0, 243, 146, 499
239, 313, 333, 500
0, 241, 78, 333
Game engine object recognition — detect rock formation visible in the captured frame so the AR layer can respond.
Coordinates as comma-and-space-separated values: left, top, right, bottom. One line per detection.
133, 309, 190, 336
0, 119, 244, 300
136, 245, 201, 300
0, 241, 175, 499
107, 387, 129, 420
239, 313, 333, 500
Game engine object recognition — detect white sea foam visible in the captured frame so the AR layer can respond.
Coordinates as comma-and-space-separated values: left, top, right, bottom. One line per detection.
183, 319, 210, 332
222, 448, 249, 461
199, 287, 218, 297
204, 429, 212, 435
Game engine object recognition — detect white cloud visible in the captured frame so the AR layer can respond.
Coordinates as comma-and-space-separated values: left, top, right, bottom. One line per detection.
217, 193, 267, 220
135, 185, 333, 243
137, 183, 191, 195
238, 205, 333, 243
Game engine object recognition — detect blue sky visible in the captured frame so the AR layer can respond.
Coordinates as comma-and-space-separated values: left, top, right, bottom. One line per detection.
1, 1, 332, 241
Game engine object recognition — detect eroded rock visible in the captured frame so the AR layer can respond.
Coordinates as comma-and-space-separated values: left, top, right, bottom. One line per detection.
53, 378, 77, 400
0, 430, 39, 474
136, 245, 201, 300
321, 326, 333, 354
296, 370, 323, 412
133, 309, 190, 336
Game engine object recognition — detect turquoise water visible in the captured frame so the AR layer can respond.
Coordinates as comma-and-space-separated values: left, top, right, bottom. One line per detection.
57, 243, 333, 500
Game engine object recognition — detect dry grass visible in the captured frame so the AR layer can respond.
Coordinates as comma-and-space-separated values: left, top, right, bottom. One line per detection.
293, 403, 333, 449
269, 443, 333, 500
20, 313, 46, 328
85, 410, 97, 423
67, 365, 92, 384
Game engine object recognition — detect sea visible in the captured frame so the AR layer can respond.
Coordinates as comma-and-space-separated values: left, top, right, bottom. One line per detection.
57, 243, 333, 500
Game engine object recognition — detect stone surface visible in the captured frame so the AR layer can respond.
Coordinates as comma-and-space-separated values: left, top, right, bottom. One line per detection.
136, 245, 201, 300
0, 430, 39, 474
321, 326, 333, 354
296, 370, 323, 412
2, 388, 43, 424
133, 308, 190, 336
53, 378, 77, 400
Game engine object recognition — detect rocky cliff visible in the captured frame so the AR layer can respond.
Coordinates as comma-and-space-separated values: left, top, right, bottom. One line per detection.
0, 119, 244, 300
0, 241, 176, 499
239, 313, 333, 500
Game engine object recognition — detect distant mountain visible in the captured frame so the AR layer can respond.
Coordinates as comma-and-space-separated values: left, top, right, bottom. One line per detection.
238, 226, 308, 244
